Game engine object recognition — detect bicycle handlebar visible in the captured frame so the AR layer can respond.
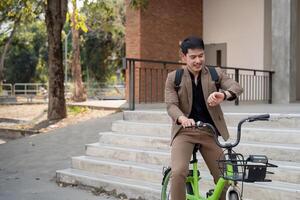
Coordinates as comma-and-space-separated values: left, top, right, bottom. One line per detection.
246, 114, 270, 122
194, 114, 270, 149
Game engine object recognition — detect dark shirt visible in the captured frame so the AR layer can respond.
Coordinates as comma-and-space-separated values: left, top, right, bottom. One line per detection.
188, 70, 216, 128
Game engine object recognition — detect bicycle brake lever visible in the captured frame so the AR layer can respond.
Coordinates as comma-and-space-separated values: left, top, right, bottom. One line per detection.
266, 171, 275, 174
247, 118, 269, 122
259, 118, 269, 121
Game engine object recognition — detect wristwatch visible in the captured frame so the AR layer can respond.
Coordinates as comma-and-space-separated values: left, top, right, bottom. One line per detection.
221, 91, 227, 100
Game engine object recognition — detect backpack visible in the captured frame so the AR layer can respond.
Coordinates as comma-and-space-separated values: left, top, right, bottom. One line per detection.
174, 66, 220, 92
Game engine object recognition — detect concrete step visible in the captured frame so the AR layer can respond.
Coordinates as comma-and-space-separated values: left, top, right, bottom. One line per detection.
85, 143, 300, 184
98, 132, 300, 162
271, 160, 300, 184
72, 155, 300, 185
123, 110, 171, 124
242, 181, 300, 200
228, 127, 300, 144
72, 156, 162, 183
111, 120, 171, 137
56, 168, 161, 200
123, 111, 300, 129
99, 131, 170, 149
225, 113, 300, 129
111, 120, 300, 144
86, 143, 170, 165
57, 110, 300, 200
203, 180, 300, 200
56, 167, 300, 200
237, 142, 300, 162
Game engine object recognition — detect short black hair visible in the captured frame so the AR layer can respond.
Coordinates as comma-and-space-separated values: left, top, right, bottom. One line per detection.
180, 36, 205, 55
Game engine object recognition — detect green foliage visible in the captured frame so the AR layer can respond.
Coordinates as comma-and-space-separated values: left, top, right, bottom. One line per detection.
4, 21, 47, 84
66, 0, 88, 33
0, 0, 45, 84
2, 0, 126, 85
129, 0, 149, 10
0, 0, 43, 37
106, 74, 118, 85
5, 44, 38, 83
80, 0, 125, 83
67, 105, 89, 115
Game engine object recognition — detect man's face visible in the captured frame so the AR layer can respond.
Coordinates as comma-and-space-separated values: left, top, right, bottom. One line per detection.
182, 48, 205, 74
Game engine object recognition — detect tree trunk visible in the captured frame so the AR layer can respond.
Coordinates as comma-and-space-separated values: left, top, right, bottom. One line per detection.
45, 0, 68, 120
71, 0, 87, 102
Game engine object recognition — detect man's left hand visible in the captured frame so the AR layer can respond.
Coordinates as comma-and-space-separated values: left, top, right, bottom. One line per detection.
207, 92, 225, 107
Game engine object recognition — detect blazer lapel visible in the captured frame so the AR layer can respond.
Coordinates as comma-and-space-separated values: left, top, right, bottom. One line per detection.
183, 67, 193, 112
201, 66, 209, 105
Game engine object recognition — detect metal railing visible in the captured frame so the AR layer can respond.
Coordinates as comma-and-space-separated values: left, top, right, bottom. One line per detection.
64, 82, 125, 100
1, 84, 13, 96
123, 58, 275, 110
14, 83, 48, 96
221, 67, 274, 105
2, 82, 125, 100
84, 82, 125, 100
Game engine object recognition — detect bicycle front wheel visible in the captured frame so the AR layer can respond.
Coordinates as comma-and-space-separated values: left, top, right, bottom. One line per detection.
161, 169, 172, 200
228, 191, 239, 200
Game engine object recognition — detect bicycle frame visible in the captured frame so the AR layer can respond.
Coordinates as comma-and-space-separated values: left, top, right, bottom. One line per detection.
185, 148, 236, 200
186, 160, 227, 200
161, 114, 275, 200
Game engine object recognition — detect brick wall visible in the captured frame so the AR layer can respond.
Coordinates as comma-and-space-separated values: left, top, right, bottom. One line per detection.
125, 0, 203, 103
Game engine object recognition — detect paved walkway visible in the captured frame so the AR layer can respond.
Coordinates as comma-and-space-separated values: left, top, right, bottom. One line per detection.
68, 100, 127, 110
0, 112, 123, 200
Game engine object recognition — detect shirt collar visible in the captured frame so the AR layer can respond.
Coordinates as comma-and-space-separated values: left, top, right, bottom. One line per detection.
188, 69, 201, 82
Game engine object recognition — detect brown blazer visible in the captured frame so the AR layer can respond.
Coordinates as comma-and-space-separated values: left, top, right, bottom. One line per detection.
165, 66, 243, 144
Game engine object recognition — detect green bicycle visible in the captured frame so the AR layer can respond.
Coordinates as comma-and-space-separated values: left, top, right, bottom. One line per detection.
161, 114, 277, 200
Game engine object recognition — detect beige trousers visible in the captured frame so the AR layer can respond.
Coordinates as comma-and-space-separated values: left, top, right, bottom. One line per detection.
170, 128, 227, 200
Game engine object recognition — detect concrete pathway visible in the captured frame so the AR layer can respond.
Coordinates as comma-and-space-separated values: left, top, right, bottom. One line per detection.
68, 100, 127, 110
0, 112, 123, 200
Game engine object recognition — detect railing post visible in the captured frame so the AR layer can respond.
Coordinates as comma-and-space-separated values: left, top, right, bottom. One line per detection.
235, 69, 239, 105
268, 72, 273, 104
122, 57, 126, 70
129, 59, 135, 110
11, 84, 13, 96
14, 84, 16, 96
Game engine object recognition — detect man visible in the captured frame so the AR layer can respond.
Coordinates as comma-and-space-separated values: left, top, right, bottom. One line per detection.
165, 36, 243, 200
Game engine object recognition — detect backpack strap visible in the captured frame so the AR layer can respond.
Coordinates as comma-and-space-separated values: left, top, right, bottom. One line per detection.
174, 68, 184, 92
174, 67, 220, 92
207, 66, 220, 91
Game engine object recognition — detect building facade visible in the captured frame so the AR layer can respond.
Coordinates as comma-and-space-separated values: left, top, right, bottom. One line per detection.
125, 0, 300, 103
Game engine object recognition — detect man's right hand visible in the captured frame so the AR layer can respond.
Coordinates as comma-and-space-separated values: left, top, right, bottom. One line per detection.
177, 116, 195, 128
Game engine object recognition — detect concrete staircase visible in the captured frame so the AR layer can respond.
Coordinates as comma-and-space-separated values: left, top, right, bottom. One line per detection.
56, 110, 300, 200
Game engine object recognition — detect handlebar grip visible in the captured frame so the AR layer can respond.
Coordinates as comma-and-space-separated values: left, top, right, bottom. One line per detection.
247, 114, 270, 122
185, 121, 204, 128
196, 121, 204, 127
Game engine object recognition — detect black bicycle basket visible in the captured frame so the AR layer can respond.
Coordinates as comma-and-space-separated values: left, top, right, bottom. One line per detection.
218, 153, 278, 182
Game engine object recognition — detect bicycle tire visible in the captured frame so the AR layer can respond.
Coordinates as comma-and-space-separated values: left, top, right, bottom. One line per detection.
161, 169, 172, 200
228, 191, 239, 200
161, 170, 196, 200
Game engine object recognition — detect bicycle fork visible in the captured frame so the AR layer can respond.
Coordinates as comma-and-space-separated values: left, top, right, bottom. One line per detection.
207, 178, 227, 200
186, 161, 227, 200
